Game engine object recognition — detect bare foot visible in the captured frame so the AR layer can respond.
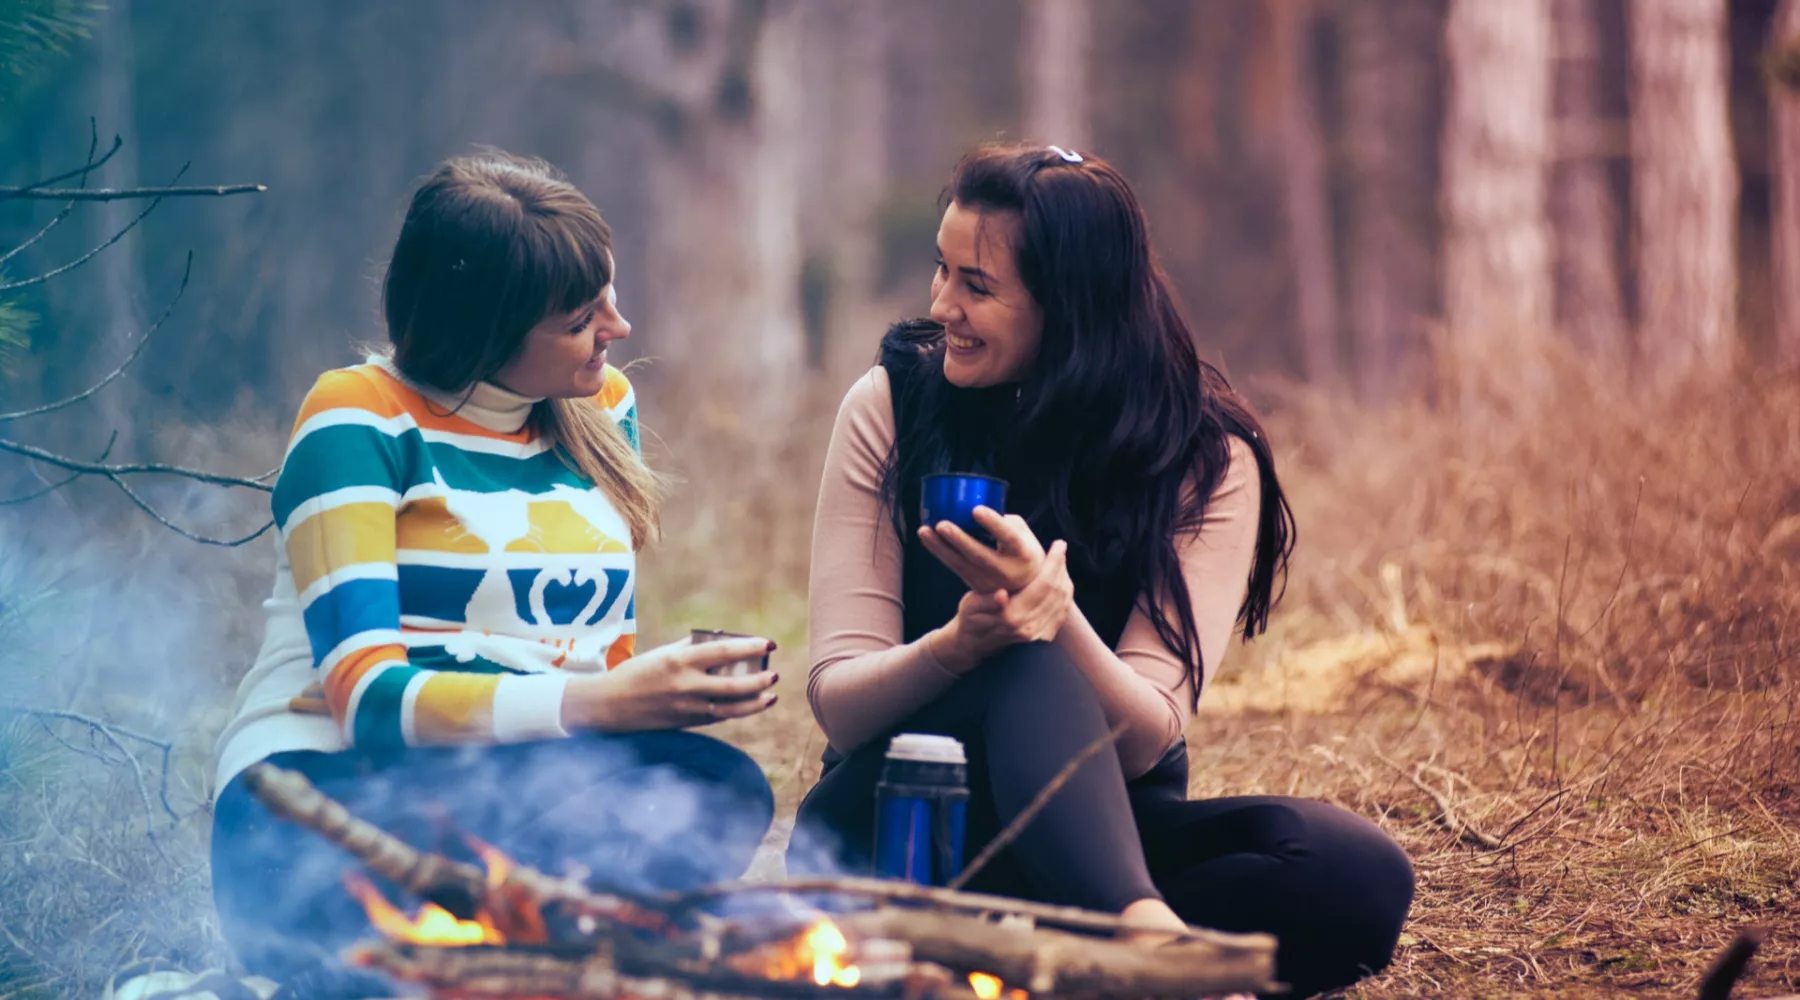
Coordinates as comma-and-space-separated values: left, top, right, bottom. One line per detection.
1117, 897, 1189, 946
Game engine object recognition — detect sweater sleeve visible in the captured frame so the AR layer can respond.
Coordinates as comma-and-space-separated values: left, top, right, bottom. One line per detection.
1110, 435, 1262, 755
273, 369, 569, 751
806, 368, 966, 752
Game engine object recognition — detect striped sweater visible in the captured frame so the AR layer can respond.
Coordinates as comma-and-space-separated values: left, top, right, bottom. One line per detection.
213, 357, 640, 790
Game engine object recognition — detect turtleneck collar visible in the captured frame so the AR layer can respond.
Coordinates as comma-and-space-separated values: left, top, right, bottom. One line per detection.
369, 354, 543, 435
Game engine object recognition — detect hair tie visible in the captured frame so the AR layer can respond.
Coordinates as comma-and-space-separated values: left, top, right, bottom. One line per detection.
1047, 145, 1083, 163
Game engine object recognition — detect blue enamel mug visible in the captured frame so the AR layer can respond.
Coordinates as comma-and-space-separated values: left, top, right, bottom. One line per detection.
920, 473, 1008, 541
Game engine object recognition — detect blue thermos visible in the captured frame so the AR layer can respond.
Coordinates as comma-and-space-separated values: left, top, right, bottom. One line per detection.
873, 734, 969, 885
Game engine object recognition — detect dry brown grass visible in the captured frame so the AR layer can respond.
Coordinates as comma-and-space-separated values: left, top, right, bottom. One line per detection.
4, 339, 1797, 998
637, 338, 1800, 998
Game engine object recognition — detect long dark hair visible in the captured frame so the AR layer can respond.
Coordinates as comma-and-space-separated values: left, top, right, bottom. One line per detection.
880, 144, 1295, 696
381, 150, 661, 546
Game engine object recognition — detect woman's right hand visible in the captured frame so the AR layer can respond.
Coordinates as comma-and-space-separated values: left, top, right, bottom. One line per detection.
561, 635, 779, 732
930, 540, 1074, 671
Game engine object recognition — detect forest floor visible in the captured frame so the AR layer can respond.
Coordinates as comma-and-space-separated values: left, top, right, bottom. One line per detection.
2, 339, 1797, 999
692, 341, 1800, 999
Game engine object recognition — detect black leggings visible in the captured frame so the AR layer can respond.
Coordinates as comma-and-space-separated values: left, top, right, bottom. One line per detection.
212, 731, 774, 992
787, 642, 1414, 998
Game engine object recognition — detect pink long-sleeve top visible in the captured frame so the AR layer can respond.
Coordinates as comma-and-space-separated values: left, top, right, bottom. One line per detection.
806, 366, 1262, 778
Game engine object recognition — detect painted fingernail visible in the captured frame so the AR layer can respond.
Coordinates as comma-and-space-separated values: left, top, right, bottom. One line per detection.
771, 673, 781, 685
768, 694, 780, 706
767, 640, 778, 651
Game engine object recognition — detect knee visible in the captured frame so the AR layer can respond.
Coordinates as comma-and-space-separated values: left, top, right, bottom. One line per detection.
662, 731, 776, 827
970, 641, 1095, 703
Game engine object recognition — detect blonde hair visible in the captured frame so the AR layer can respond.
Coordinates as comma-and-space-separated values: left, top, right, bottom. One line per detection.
382, 150, 662, 546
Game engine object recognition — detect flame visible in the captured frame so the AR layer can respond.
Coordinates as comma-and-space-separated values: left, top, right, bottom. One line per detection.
968, 972, 1028, 1000
345, 873, 503, 947
805, 919, 862, 988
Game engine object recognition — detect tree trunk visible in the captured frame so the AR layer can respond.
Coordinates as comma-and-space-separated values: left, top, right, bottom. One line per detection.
1021, 0, 1092, 149
1628, 0, 1739, 377
1340, 0, 1445, 400
795, 0, 890, 375
1769, 0, 1800, 368
1441, 0, 1554, 355
1266, 0, 1339, 384
1549, 0, 1628, 359
579, 0, 806, 389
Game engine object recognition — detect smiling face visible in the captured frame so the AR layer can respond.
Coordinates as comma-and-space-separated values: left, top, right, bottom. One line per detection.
492, 272, 631, 400
930, 201, 1044, 388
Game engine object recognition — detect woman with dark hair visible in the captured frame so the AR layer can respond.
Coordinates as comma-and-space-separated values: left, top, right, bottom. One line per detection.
209, 151, 779, 993
788, 144, 1413, 997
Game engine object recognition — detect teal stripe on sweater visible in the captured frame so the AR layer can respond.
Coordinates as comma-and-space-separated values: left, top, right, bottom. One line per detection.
273, 423, 424, 525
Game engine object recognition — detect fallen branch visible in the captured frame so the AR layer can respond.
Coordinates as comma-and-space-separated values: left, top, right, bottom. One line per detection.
241, 763, 675, 941
835, 908, 1275, 998
1374, 748, 1503, 849
949, 722, 1127, 891
665, 877, 1257, 946
0, 705, 182, 862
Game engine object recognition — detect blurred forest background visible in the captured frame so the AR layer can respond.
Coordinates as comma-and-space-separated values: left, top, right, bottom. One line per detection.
3, 1, 1799, 998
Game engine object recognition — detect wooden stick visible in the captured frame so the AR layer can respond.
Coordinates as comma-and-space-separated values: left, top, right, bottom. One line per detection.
353, 943, 981, 1000
949, 723, 1127, 890
835, 909, 1276, 998
241, 763, 674, 938
666, 876, 1259, 945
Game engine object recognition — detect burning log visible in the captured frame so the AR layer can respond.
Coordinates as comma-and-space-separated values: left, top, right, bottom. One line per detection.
241, 762, 679, 941
245, 762, 1279, 999
833, 909, 1272, 999
353, 942, 980, 1000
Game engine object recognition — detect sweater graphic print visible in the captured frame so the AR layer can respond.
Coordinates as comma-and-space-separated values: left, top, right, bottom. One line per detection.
272, 362, 639, 751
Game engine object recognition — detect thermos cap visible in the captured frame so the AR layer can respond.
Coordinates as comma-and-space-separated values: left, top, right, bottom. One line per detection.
886, 733, 967, 764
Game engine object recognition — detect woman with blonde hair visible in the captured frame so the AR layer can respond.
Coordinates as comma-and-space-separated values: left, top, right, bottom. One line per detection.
209, 151, 780, 993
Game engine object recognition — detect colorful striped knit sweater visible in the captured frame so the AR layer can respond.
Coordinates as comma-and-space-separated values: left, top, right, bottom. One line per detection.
212, 357, 640, 790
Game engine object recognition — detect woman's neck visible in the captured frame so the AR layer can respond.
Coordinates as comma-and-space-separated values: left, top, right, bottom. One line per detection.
370, 354, 543, 434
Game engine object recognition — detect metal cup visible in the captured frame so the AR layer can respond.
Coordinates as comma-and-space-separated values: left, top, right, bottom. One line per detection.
689, 628, 771, 677
919, 473, 1008, 542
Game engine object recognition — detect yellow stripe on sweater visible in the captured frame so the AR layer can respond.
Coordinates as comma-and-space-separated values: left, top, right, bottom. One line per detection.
411, 672, 501, 743
287, 502, 398, 597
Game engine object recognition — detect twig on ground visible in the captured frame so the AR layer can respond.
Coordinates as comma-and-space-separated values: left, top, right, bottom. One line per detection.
0, 706, 180, 862
1373, 748, 1503, 849
947, 721, 1128, 891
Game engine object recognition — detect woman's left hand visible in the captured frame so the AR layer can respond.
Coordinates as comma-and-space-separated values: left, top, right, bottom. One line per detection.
919, 506, 1046, 593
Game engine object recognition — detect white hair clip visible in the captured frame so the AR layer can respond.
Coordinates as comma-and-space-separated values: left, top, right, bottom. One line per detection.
1048, 145, 1083, 163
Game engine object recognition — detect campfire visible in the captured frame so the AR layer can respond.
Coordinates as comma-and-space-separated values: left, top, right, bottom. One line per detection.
245, 763, 1277, 999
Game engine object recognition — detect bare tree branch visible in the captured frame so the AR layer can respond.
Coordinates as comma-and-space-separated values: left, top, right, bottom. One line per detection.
0, 122, 112, 269
0, 431, 116, 505
0, 162, 189, 294
2, 128, 123, 197
0, 253, 192, 423
106, 473, 276, 547
0, 437, 277, 492
0, 183, 267, 201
